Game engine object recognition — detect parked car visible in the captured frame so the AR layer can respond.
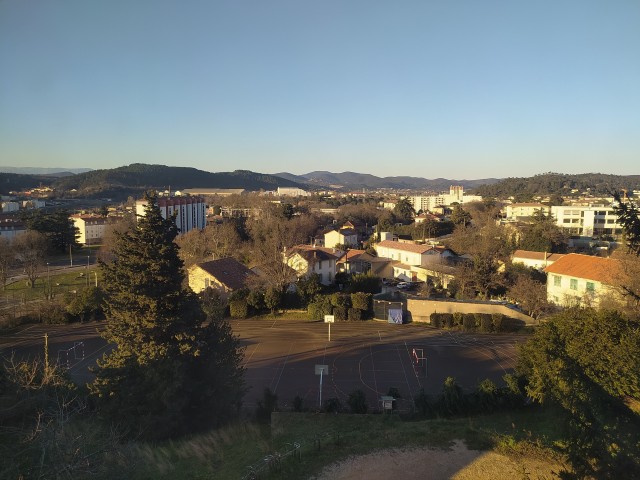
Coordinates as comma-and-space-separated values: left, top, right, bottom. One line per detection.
396, 282, 411, 290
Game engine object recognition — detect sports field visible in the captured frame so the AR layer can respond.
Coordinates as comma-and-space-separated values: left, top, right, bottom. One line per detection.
232, 318, 524, 412
0, 318, 525, 413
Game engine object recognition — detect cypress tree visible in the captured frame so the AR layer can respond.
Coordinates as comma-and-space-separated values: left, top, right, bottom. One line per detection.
90, 193, 244, 439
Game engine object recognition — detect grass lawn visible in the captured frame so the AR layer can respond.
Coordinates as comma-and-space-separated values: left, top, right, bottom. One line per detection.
4, 268, 101, 302
101, 407, 566, 480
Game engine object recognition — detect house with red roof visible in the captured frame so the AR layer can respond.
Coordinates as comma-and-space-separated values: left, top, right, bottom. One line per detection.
544, 253, 622, 307
512, 249, 565, 270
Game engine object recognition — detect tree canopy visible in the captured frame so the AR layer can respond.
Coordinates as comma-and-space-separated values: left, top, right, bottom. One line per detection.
90, 193, 244, 439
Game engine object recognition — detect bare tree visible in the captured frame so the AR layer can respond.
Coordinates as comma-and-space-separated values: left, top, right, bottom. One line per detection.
507, 275, 551, 319
0, 236, 14, 290
13, 231, 47, 288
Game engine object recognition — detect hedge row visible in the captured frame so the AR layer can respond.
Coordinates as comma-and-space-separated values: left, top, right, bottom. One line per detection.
307, 293, 372, 321
430, 312, 515, 332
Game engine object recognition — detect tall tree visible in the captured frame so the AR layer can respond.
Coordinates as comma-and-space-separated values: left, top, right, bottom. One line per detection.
20, 209, 79, 253
393, 198, 415, 224
0, 236, 14, 290
90, 193, 244, 439
449, 204, 472, 226
13, 231, 47, 288
518, 212, 567, 253
518, 308, 640, 478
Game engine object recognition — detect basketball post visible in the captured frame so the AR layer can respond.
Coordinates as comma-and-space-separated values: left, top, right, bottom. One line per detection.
324, 315, 334, 341
315, 365, 329, 408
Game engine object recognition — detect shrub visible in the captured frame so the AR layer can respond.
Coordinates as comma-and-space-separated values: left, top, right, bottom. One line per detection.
348, 272, 381, 294
442, 313, 454, 329
437, 376, 464, 416
414, 388, 434, 417
330, 293, 350, 308
292, 395, 304, 412
256, 388, 278, 423
40, 302, 70, 324
308, 295, 332, 321
264, 286, 283, 314
350, 292, 371, 312
453, 312, 464, 327
246, 288, 265, 312
333, 305, 347, 322
229, 299, 249, 319
347, 308, 362, 321
462, 313, 476, 332
479, 314, 493, 333
324, 397, 342, 413
430, 312, 442, 328
474, 378, 498, 413
492, 313, 505, 332
347, 389, 368, 414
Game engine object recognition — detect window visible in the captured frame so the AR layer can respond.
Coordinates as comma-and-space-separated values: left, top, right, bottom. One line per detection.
570, 279, 578, 290
553, 275, 561, 287
586, 282, 595, 292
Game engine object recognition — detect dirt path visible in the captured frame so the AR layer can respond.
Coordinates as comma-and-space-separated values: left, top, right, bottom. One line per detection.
312, 440, 561, 480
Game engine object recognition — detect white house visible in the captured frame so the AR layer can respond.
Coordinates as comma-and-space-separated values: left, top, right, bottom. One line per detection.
544, 253, 622, 307
512, 250, 565, 270
0, 217, 26, 242
188, 257, 256, 296
324, 227, 358, 248
374, 240, 433, 267
285, 246, 339, 285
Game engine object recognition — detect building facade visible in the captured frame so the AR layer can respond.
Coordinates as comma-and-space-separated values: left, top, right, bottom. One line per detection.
136, 195, 206, 234
550, 205, 623, 237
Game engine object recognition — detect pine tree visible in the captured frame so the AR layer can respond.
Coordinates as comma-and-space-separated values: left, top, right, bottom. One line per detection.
89, 193, 245, 439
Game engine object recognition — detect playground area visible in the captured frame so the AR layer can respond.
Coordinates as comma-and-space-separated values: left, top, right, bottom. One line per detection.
232, 318, 524, 411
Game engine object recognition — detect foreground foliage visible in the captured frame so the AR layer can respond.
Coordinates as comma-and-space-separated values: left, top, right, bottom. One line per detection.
89, 193, 245, 440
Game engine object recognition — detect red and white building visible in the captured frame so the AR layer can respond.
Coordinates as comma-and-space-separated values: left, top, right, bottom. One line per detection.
136, 195, 206, 234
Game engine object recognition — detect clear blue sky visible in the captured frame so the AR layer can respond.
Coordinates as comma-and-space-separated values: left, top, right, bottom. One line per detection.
1, 0, 638, 179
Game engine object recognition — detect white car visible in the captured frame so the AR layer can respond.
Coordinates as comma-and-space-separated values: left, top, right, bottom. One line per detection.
396, 282, 410, 289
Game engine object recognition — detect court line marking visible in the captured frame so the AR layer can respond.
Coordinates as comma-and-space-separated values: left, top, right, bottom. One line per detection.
271, 343, 293, 393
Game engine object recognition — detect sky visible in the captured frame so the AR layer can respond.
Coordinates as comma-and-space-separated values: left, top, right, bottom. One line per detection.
1, 0, 639, 179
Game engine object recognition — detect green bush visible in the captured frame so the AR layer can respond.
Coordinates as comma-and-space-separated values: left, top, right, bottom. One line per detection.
442, 313, 454, 329
333, 305, 347, 321
255, 388, 278, 423
246, 288, 265, 312
462, 313, 476, 332
229, 299, 249, 319
40, 302, 70, 324
430, 312, 442, 328
347, 308, 362, 321
348, 272, 381, 294
479, 314, 493, 333
453, 312, 464, 327
330, 293, 350, 308
347, 389, 368, 414
308, 296, 332, 321
324, 397, 342, 413
292, 395, 305, 412
350, 292, 371, 312
492, 313, 504, 332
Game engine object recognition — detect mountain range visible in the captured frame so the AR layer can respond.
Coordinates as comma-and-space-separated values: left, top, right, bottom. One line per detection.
0, 163, 638, 199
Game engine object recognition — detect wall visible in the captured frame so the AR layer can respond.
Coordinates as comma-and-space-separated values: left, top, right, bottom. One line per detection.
405, 298, 535, 324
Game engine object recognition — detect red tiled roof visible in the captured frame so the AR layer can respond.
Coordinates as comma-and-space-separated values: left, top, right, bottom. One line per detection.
544, 253, 621, 284
376, 240, 431, 254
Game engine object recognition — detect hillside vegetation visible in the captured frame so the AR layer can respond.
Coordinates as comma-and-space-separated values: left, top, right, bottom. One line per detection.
473, 172, 640, 199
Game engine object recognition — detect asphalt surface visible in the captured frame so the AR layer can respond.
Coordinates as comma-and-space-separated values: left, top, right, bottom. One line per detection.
0, 317, 526, 412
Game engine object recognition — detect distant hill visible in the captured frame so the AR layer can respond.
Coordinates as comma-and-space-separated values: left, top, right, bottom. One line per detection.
274, 171, 500, 191
0, 166, 93, 176
51, 163, 307, 199
472, 173, 640, 199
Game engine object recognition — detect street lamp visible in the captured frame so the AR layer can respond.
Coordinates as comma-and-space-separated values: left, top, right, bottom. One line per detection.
93, 271, 98, 288
86, 255, 90, 287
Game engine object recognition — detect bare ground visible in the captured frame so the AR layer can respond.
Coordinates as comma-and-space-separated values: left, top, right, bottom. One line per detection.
312, 440, 562, 480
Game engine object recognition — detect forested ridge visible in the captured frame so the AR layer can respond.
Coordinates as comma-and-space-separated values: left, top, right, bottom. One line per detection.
473, 172, 640, 198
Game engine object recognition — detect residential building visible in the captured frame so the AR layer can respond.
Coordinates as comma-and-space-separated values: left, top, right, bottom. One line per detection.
71, 214, 120, 245
182, 188, 245, 197
324, 227, 358, 248
544, 253, 622, 307
277, 187, 310, 197
374, 240, 435, 267
550, 205, 623, 238
505, 203, 551, 221
136, 195, 206, 234
409, 186, 482, 214
1, 201, 20, 213
336, 249, 375, 275
512, 250, 565, 270
188, 257, 256, 296
0, 217, 26, 242
285, 245, 339, 285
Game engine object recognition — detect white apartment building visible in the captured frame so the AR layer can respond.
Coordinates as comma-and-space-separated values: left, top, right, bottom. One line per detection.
1, 201, 20, 213
277, 187, 310, 197
550, 205, 623, 237
71, 214, 120, 245
409, 186, 482, 213
136, 195, 206, 234
505, 203, 551, 220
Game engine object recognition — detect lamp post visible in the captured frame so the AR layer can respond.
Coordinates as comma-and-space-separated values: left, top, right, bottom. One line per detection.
93, 271, 98, 288
86, 255, 90, 287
